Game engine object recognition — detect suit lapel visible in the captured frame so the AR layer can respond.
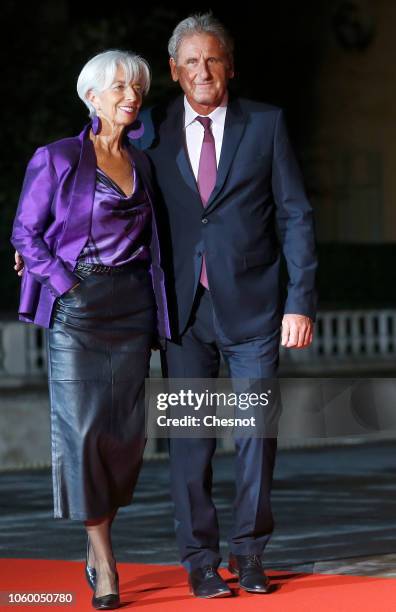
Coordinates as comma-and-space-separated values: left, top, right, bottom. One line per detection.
158, 96, 248, 211
168, 97, 201, 196
170, 96, 247, 211
176, 146, 199, 195
58, 125, 96, 264
205, 97, 247, 212
127, 145, 171, 339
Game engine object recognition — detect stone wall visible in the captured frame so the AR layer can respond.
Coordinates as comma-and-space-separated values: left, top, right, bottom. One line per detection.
304, 0, 396, 243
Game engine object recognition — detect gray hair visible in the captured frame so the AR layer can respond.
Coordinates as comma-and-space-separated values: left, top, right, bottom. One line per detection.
76, 50, 151, 117
168, 13, 234, 63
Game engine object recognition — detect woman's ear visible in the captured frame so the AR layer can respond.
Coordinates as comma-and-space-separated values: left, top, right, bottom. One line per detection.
87, 89, 100, 113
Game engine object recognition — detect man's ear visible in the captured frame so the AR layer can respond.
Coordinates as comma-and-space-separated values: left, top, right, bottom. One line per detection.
169, 57, 179, 82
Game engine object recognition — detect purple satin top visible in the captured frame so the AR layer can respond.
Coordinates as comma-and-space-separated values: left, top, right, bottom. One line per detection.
78, 164, 152, 266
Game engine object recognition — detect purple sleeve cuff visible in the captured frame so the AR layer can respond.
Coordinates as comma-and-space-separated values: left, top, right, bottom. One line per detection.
50, 265, 80, 297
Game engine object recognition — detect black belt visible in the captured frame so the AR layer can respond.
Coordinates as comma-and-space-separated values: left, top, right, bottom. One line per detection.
75, 261, 149, 275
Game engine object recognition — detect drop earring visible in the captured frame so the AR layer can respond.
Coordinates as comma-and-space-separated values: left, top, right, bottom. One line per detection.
92, 115, 101, 135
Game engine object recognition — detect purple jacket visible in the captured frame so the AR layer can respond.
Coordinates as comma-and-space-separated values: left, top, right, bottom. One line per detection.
11, 124, 170, 338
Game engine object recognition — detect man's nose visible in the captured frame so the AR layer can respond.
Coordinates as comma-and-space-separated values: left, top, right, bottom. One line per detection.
197, 59, 211, 79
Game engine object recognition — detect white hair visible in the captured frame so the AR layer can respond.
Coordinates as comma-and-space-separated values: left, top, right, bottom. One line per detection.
168, 12, 234, 63
76, 50, 151, 117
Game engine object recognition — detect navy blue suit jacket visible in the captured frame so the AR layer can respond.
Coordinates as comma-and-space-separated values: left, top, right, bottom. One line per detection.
136, 95, 317, 342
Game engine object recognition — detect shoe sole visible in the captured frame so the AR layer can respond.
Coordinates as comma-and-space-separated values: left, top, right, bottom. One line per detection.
189, 587, 232, 599
239, 585, 271, 594
190, 591, 232, 598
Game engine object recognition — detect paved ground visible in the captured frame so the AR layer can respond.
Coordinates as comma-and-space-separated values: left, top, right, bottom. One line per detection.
1, 441, 396, 576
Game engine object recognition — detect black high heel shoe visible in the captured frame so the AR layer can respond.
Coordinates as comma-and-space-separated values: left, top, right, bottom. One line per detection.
92, 570, 120, 610
85, 537, 97, 591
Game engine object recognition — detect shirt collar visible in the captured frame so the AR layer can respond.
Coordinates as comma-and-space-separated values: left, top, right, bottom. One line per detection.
184, 92, 228, 128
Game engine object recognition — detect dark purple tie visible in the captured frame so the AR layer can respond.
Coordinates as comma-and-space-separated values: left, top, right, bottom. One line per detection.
196, 116, 217, 289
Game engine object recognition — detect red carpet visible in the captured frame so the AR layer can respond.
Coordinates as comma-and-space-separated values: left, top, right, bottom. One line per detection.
1, 559, 396, 611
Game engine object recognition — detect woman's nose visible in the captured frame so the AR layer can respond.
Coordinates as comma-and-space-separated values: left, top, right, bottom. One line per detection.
124, 85, 139, 99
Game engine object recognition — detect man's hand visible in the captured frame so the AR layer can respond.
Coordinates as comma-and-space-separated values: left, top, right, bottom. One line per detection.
281, 314, 313, 348
14, 251, 24, 277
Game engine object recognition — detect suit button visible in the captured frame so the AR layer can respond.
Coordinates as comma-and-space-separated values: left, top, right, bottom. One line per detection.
202, 218, 208, 224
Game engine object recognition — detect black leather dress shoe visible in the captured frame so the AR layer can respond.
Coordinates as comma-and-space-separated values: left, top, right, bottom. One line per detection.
228, 554, 271, 593
189, 566, 232, 598
85, 537, 97, 591
91, 572, 120, 610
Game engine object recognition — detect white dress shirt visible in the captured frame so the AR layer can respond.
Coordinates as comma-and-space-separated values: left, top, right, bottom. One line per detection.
183, 94, 228, 180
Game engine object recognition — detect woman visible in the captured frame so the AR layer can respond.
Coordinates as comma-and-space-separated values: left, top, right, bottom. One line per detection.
11, 50, 170, 610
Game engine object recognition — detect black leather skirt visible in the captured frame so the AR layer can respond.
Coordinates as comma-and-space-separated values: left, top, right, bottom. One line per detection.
47, 264, 156, 520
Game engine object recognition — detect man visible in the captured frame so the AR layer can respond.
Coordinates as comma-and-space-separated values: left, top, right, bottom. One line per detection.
138, 13, 317, 598
15, 13, 317, 599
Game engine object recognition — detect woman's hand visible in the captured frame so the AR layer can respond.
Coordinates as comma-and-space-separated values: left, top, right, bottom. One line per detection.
15, 249, 81, 296
14, 251, 24, 277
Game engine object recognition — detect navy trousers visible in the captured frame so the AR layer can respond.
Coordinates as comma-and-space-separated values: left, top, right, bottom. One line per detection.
164, 287, 280, 571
